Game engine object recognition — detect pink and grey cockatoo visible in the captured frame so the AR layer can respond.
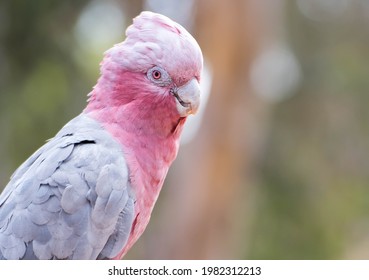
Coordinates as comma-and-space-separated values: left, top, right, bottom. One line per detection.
0, 11, 202, 259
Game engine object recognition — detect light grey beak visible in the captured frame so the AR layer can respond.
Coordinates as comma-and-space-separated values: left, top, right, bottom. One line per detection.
172, 78, 201, 117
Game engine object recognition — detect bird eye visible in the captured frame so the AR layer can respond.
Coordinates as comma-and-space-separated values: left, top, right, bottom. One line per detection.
147, 66, 172, 86
152, 70, 161, 80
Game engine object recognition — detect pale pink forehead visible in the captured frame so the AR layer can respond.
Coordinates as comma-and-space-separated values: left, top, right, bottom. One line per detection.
105, 11, 203, 83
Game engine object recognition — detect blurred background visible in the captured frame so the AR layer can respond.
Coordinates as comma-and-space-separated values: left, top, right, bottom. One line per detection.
1, 0, 369, 259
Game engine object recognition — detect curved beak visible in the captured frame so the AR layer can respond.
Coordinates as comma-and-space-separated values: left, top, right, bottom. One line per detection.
172, 78, 201, 117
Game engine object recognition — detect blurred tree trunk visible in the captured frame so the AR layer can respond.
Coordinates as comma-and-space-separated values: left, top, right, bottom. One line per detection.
140, 0, 276, 259
120, 0, 144, 25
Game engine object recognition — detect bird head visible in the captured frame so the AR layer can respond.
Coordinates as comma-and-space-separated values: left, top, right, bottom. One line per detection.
87, 11, 203, 120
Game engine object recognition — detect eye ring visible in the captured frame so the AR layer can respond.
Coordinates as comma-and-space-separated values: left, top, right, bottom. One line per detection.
147, 66, 172, 86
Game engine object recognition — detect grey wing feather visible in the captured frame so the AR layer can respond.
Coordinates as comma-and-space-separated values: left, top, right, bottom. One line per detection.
0, 114, 135, 259
98, 197, 134, 259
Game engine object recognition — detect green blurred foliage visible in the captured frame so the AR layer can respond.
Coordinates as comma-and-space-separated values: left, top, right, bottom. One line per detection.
0, 0, 92, 182
248, 2, 369, 259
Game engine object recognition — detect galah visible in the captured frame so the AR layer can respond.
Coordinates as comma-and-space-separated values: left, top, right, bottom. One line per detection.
0, 11, 202, 259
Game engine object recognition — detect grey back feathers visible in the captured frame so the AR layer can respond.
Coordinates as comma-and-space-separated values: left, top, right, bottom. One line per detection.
0, 114, 135, 259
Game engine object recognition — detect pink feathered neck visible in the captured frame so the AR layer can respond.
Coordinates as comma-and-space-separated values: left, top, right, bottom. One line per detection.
84, 68, 186, 258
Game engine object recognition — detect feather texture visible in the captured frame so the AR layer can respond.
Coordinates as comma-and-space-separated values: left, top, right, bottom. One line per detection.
0, 114, 134, 259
